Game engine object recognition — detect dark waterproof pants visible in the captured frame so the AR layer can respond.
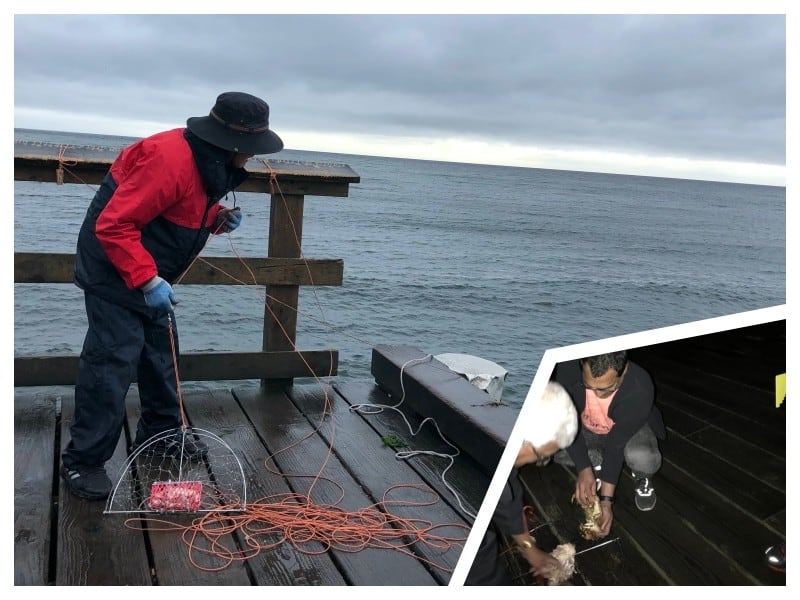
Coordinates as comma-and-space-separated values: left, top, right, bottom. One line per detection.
61, 292, 182, 469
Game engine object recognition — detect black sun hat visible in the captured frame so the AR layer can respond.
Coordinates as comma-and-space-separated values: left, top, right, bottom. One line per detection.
186, 91, 284, 155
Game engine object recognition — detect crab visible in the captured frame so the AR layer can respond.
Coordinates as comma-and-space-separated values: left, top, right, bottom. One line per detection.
571, 494, 603, 540
546, 543, 576, 585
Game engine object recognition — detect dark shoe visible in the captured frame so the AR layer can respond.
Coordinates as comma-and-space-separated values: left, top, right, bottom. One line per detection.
634, 476, 657, 511
764, 543, 785, 573
60, 463, 112, 500
131, 428, 208, 460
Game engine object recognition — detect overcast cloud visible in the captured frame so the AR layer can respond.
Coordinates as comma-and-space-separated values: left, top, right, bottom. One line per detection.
13, 13, 787, 184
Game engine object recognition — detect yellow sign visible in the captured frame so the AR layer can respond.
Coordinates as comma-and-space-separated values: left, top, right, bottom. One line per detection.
775, 373, 786, 408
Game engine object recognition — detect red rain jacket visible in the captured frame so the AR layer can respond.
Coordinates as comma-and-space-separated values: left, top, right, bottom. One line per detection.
74, 128, 246, 310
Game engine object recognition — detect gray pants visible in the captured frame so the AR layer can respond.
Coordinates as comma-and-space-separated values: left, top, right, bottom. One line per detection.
554, 424, 662, 477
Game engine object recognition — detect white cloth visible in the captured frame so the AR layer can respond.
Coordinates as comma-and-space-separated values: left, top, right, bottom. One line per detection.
434, 353, 507, 402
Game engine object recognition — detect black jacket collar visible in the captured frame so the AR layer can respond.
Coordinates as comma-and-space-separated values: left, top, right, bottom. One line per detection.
183, 129, 248, 203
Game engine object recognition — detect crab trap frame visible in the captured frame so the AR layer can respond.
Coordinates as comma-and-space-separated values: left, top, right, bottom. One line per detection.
104, 426, 247, 515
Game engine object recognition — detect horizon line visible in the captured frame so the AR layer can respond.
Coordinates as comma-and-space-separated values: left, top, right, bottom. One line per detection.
13, 125, 785, 188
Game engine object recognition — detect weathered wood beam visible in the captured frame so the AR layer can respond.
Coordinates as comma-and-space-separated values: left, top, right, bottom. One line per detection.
14, 140, 359, 197
15, 350, 338, 387
263, 193, 305, 387
14, 253, 343, 286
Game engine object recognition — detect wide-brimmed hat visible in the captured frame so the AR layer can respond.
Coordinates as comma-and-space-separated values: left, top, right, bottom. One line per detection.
186, 91, 284, 155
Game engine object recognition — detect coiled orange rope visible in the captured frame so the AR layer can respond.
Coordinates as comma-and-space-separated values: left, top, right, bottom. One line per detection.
124, 485, 470, 572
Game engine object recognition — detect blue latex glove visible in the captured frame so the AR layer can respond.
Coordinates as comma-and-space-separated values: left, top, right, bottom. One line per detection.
141, 276, 178, 313
215, 207, 242, 233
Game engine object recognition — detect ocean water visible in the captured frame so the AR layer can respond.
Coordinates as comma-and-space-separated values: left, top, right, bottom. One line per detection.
13, 129, 786, 407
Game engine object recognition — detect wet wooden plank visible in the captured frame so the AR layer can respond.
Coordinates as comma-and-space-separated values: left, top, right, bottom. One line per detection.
292, 383, 472, 582
641, 352, 782, 425
610, 472, 759, 585
635, 321, 785, 390
656, 458, 786, 585
14, 389, 57, 585
181, 385, 346, 585
333, 380, 490, 519
235, 384, 440, 585
682, 426, 785, 491
56, 392, 152, 585
765, 509, 786, 537
656, 402, 709, 437
657, 433, 782, 520
655, 388, 785, 457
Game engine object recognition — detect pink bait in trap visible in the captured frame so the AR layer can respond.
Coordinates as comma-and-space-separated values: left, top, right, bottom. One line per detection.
149, 481, 203, 512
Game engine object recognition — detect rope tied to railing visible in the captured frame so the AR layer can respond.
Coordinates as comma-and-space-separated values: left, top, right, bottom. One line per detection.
55, 145, 78, 185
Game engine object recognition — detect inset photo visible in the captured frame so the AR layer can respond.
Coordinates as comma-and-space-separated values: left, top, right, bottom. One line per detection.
456, 306, 786, 586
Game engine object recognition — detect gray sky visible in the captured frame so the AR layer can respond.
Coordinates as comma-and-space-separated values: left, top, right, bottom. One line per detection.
12, 10, 788, 185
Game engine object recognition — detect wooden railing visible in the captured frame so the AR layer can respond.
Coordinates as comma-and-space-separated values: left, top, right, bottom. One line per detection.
14, 139, 360, 387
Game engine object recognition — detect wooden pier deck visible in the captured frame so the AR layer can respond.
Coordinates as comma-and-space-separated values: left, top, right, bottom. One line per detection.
510, 318, 786, 586
14, 137, 514, 587
14, 372, 496, 585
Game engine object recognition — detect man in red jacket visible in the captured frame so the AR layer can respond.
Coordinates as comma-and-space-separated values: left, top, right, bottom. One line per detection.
61, 92, 284, 500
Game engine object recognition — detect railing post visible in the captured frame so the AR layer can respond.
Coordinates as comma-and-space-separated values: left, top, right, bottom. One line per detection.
262, 192, 305, 388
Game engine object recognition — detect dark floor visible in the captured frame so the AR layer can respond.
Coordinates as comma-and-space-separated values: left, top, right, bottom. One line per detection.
14, 379, 491, 585
513, 318, 786, 585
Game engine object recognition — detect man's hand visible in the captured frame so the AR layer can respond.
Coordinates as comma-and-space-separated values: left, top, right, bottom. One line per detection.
214, 207, 242, 233
598, 502, 614, 537
524, 545, 561, 578
141, 276, 178, 313
575, 467, 598, 505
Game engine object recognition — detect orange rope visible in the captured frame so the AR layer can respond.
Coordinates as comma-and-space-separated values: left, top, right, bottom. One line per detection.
166, 315, 187, 429
123, 486, 470, 573
55, 145, 80, 186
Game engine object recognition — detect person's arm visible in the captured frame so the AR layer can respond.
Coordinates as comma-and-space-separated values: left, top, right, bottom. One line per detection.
97, 149, 183, 289
510, 533, 561, 577
596, 482, 616, 537
554, 362, 594, 500
496, 473, 561, 577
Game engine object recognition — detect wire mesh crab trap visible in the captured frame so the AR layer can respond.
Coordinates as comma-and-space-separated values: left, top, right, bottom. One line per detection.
104, 426, 247, 515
